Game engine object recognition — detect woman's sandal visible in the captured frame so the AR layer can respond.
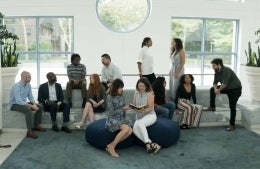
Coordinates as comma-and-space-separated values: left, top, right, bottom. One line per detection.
105, 146, 119, 158
225, 125, 236, 131
0, 144, 11, 148
146, 143, 161, 155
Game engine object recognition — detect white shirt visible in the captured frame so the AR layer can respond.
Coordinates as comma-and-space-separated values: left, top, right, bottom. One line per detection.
48, 83, 57, 101
137, 46, 153, 75
101, 62, 123, 82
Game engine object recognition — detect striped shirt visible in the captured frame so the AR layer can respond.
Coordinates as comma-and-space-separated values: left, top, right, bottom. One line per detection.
67, 63, 86, 80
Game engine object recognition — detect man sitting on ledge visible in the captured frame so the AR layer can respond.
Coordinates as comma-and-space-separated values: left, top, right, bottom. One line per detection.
9, 71, 46, 139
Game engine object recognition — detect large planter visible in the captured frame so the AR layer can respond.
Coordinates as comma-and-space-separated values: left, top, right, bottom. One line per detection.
244, 66, 260, 101
1, 67, 20, 104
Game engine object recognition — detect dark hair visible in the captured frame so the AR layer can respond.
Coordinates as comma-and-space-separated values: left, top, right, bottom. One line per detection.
46, 72, 55, 78
71, 53, 81, 63
136, 77, 152, 92
109, 79, 124, 96
211, 58, 224, 67
141, 37, 151, 47
171, 38, 183, 56
152, 77, 166, 104
101, 53, 111, 61
180, 74, 194, 84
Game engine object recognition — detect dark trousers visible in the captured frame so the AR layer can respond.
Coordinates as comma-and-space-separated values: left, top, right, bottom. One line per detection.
141, 73, 156, 85
210, 86, 242, 125
43, 102, 70, 123
11, 103, 43, 130
66, 80, 87, 99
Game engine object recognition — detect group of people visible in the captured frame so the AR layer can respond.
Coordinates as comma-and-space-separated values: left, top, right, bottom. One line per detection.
8, 36, 242, 157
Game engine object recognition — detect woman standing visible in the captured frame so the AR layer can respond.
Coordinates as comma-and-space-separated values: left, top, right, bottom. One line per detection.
137, 37, 156, 85
105, 79, 132, 158
175, 74, 202, 129
76, 74, 106, 128
169, 38, 185, 100
152, 76, 175, 119
132, 77, 161, 155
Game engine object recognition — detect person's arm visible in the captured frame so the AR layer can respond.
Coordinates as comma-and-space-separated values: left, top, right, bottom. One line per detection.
27, 84, 35, 103
79, 65, 86, 82
191, 84, 197, 104
113, 65, 123, 80
37, 85, 45, 104
137, 49, 143, 76
141, 92, 154, 114
175, 85, 181, 106
106, 95, 116, 116
56, 83, 64, 105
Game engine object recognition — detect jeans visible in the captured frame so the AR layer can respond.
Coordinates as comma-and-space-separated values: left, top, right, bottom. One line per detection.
210, 86, 242, 125
155, 102, 175, 119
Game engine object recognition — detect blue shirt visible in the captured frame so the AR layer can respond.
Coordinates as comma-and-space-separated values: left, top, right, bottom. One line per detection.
9, 81, 35, 107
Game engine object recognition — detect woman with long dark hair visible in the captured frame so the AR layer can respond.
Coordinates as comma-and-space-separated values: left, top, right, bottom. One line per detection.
169, 38, 185, 100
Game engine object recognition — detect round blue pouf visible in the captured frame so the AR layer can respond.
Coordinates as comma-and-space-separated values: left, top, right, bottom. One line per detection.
85, 119, 134, 150
134, 118, 180, 148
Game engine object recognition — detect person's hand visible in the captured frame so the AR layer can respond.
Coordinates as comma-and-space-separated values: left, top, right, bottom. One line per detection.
174, 72, 179, 79
46, 100, 53, 105
31, 104, 39, 111
214, 88, 221, 95
74, 79, 80, 85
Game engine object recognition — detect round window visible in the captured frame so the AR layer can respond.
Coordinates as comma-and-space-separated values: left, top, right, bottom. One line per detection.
96, 0, 151, 33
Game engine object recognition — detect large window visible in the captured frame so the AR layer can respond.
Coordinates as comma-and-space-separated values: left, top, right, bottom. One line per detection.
172, 18, 239, 86
4, 16, 74, 88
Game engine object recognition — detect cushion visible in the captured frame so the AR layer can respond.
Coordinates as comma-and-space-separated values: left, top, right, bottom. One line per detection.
134, 118, 180, 148
85, 119, 134, 150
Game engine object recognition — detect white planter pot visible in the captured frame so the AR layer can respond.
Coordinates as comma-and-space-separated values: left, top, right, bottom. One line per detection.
1, 67, 20, 104
244, 66, 260, 101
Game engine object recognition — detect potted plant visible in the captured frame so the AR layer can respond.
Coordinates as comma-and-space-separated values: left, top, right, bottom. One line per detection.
0, 12, 20, 104
244, 28, 260, 101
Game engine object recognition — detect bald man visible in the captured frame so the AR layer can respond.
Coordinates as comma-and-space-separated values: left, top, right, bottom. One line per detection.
9, 71, 46, 139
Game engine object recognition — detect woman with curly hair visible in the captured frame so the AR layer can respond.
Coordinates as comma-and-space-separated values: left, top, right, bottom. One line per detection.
152, 76, 175, 119
76, 74, 106, 128
175, 74, 202, 129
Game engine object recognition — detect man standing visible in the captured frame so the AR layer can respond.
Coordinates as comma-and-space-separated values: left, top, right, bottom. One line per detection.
204, 58, 242, 131
9, 71, 46, 139
66, 53, 87, 108
38, 72, 71, 133
101, 53, 123, 90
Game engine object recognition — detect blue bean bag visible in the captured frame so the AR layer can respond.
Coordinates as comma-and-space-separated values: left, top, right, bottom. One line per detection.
134, 118, 180, 148
85, 119, 134, 150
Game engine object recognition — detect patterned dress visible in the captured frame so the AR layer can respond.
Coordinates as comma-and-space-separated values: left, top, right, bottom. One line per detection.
105, 95, 132, 132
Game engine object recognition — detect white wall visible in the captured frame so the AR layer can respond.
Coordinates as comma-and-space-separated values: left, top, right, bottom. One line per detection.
0, 0, 259, 99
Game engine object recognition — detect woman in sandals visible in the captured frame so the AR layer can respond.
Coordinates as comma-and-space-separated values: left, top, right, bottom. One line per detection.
132, 77, 161, 155
76, 74, 106, 128
175, 74, 202, 129
105, 79, 132, 157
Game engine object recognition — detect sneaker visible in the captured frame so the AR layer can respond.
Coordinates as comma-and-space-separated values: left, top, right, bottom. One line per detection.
61, 126, 72, 133
203, 107, 216, 111
225, 125, 236, 131
52, 125, 60, 132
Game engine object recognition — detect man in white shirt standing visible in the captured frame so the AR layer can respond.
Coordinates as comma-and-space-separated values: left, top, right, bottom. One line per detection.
101, 54, 123, 90
137, 37, 156, 85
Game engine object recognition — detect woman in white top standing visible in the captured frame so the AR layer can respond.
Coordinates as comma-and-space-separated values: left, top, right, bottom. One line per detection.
169, 38, 185, 101
137, 37, 156, 85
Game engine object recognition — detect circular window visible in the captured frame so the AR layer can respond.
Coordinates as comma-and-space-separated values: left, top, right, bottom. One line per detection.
96, 0, 151, 33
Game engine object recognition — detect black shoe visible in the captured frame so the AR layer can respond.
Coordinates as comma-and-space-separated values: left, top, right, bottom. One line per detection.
61, 126, 72, 133
52, 125, 60, 132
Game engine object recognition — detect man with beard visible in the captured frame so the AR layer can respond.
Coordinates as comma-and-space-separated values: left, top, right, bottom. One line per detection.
9, 71, 46, 139
101, 54, 122, 91
204, 58, 242, 131
38, 72, 71, 133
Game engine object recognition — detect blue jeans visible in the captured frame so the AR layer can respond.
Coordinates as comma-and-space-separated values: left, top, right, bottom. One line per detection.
155, 102, 175, 119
